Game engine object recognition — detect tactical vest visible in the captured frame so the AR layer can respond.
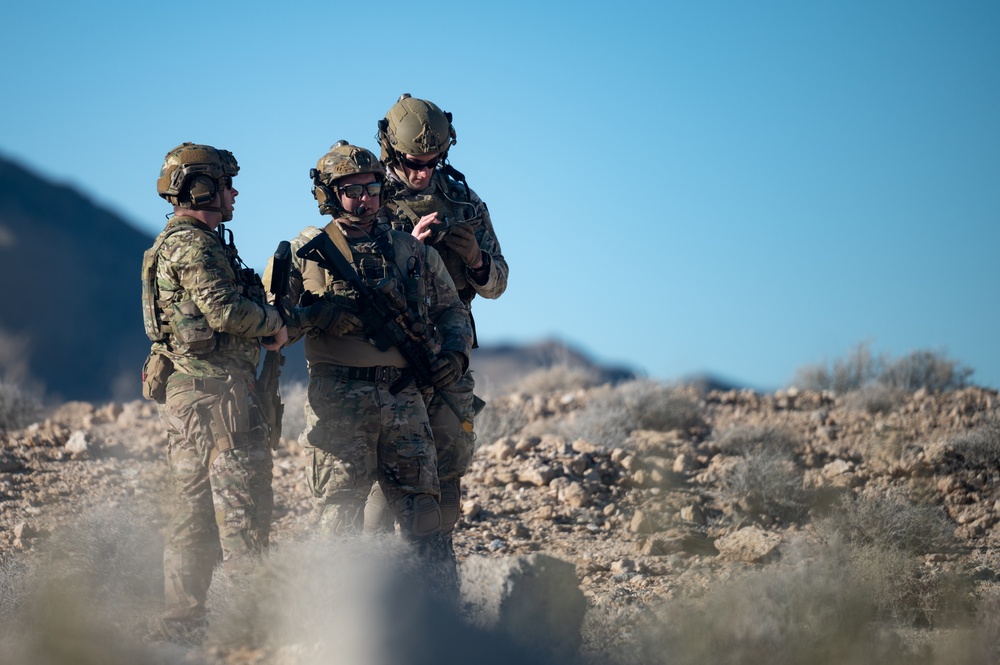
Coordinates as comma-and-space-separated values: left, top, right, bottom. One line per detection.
142, 218, 267, 354
384, 176, 484, 304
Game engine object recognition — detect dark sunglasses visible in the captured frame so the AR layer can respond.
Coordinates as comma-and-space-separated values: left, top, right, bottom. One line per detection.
337, 182, 382, 199
219, 175, 234, 190
398, 154, 441, 171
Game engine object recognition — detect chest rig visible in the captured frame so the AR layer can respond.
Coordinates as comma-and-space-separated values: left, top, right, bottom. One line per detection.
326, 224, 424, 321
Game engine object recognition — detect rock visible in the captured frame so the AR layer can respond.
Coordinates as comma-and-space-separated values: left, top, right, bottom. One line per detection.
679, 504, 705, 525
561, 481, 590, 508
518, 464, 556, 487
673, 453, 697, 474
64, 430, 93, 456
460, 554, 586, 663
630, 509, 654, 534
13, 521, 35, 539
714, 526, 781, 563
463, 500, 482, 519
0, 451, 25, 473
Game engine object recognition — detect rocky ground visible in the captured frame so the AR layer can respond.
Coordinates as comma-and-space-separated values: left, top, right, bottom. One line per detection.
1, 381, 999, 663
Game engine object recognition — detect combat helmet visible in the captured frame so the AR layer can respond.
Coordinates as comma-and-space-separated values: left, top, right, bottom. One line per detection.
310, 141, 386, 219
157, 142, 239, 208
378, 94, 456, 165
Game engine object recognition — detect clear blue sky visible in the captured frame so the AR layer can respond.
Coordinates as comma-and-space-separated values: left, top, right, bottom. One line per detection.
2, 1, 998, 390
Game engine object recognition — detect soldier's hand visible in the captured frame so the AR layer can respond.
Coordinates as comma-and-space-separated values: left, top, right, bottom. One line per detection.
262, 325, 288, 351
444, 223, 482, 267
412, 212, 442, 244
295, 295, 361, 336
430, 351, 464, 389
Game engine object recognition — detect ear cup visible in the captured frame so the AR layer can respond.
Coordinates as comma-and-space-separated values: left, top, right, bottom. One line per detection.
185, 175, 217, 206
311, 168, 335, 214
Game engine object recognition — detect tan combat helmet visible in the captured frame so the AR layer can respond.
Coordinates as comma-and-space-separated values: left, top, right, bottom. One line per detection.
310, 140, 386, 218
378, 93, 456, 165
157, 142, 239, 208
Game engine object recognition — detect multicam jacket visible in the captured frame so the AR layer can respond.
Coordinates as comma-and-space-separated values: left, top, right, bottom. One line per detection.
143, 216, 283, 379
279, 219, 472, 371
382, 169, 508, 307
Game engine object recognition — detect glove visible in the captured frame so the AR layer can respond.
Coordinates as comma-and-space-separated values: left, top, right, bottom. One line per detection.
430, 351, 464, 389
294, 292, 362, 336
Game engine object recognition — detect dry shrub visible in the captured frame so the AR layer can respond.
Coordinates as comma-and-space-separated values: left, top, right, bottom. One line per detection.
0, 554, 34, 629
843, 384, 906, 415
880, 350, 972, 392
822, 491, 953, 556
475, 398, 530, 447
794, 341, 882, 393
849, 544, 969, 627
632, 541, 884, 665
0, 380, 43, 433
619, 538, 982, 665
562, 380, 704, 449
859, 425, 910, 473
713, 425, 810, 522
793, 342, 973, 394
720, 446, 812, 522
513, 364, 605, 395
938, 417, 1000, 473
620, 380, 704, 433
0, 506, 164, 664
713, 425, 800, 456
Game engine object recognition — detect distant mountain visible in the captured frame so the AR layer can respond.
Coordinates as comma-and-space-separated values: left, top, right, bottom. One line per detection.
469, 339, 636, 395
0, 154, 153, 402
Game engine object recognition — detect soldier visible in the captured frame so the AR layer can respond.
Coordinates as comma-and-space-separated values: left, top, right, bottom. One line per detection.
276, 141, 471, 554
141, 142, 287, 642
366, 94, 508, 550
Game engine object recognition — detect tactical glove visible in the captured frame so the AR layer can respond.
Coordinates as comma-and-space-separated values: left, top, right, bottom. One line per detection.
294, 292, 362, 337
430, 351, 464, 389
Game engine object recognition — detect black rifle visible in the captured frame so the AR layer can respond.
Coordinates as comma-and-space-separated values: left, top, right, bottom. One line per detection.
296, 230, 471, 431
258, 240, 291, 449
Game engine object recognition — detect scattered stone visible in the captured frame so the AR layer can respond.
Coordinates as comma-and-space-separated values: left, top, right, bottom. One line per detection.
714, 526, 781, 563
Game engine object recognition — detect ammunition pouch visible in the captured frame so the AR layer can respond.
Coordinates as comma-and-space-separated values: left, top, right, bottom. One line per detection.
141, 352, 174, 404
169, 299, 217, 355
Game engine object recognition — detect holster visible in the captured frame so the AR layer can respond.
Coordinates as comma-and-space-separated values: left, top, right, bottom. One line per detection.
141, 352, 173, 404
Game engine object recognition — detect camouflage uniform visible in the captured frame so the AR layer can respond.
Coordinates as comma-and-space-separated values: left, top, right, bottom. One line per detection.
285, 219, 472, 541
144, 215, 283, 624
380, 167, 508, 533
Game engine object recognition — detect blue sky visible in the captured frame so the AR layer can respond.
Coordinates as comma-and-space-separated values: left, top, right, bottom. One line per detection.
2, 1, 998, 390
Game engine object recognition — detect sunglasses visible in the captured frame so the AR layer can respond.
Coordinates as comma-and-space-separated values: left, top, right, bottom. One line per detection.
219, 175, 234, 190
398, 154, 441, 171
337, 182, 382, 199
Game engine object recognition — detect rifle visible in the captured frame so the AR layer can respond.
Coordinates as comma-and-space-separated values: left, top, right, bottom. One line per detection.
257, 240, 291, 449
295, 230, 472, 432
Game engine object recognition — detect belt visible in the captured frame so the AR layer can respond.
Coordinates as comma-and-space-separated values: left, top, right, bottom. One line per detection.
309, 363, 405, 384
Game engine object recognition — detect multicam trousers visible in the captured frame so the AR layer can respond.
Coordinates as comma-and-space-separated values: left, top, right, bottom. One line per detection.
366, 371, 477, 535
300, 368, 440, 539
158, 373, 273, 621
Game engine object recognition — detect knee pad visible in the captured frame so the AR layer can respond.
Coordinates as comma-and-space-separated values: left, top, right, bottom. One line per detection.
439, 479, 462, 535
409, 493, 442, 538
